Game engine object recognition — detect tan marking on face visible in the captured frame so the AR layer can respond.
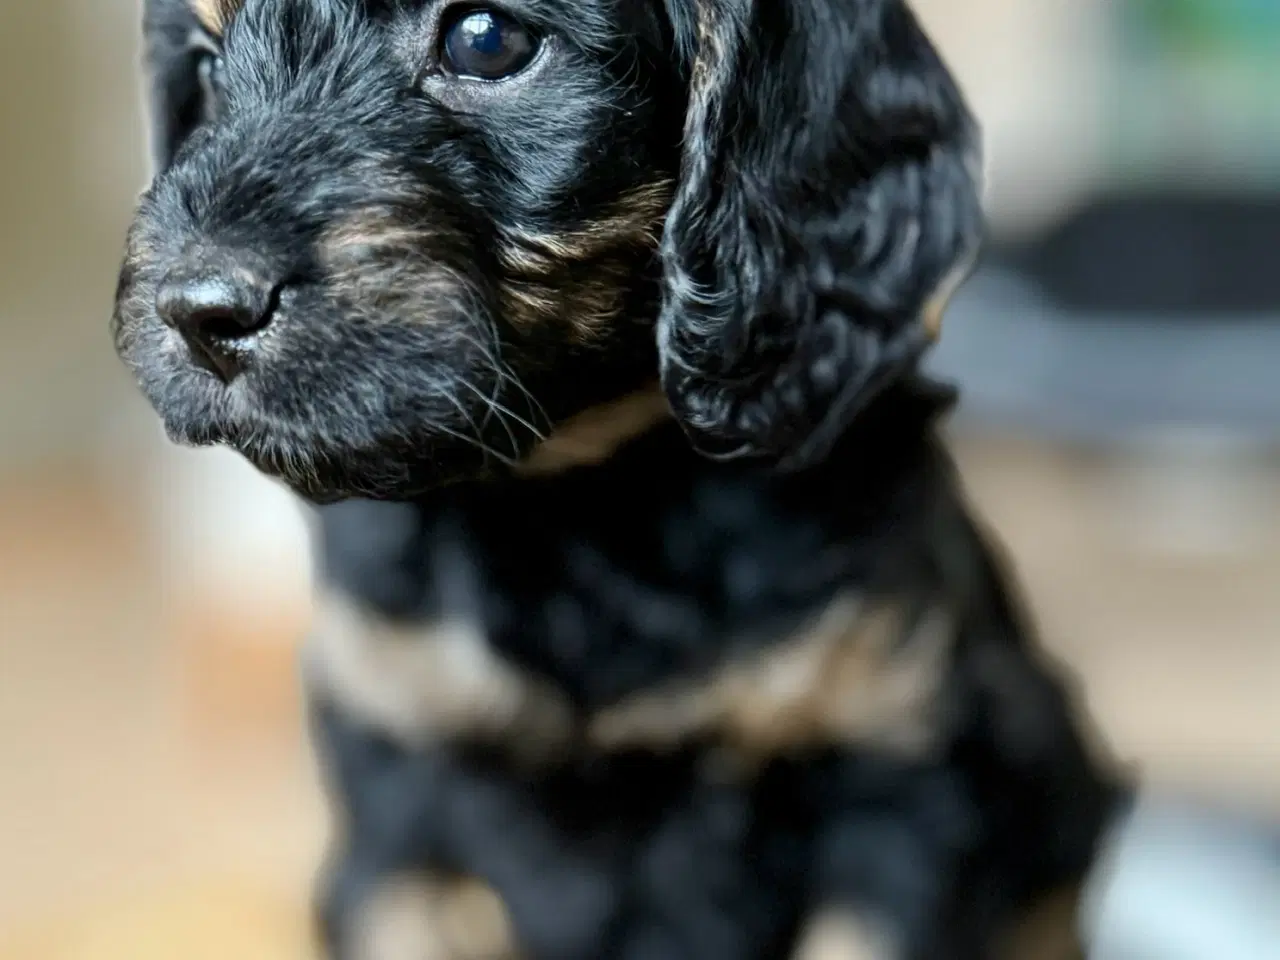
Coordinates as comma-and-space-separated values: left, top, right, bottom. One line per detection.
514, 384, 670, 476
320, 211, 434, 263
791, 906, 899, 960
498, 274, 628, 339
190, 0, 242, 37
589, 595, 952, 763
318, 212, 482, 321
496, 181, 673, 338
996, 885, 1084, 960
497, 181, 673, 276
349, 874, 516, 960
304, 590, 574, 763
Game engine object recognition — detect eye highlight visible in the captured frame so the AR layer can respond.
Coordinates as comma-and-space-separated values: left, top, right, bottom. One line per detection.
440, 7, 539, 81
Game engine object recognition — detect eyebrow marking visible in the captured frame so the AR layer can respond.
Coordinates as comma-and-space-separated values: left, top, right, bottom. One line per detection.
190, 0, 243, 37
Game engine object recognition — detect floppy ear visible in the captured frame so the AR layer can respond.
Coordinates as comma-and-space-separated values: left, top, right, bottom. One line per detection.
141, 0, 208, 172
658, 0, 984, 470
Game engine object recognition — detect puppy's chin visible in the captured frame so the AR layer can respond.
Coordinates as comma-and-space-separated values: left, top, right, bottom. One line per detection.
166, 405, 496, 505
116, 325, 518, 505
156, 400, 493, 505
242, 442, 488, 505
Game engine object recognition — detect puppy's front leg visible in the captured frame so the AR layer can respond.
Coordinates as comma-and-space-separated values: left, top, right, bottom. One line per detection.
308, 698, 515, 960
793, 758, 979, 960
310, 700, 622, 960
323, 860, 516, 960
791, 907, 901, 960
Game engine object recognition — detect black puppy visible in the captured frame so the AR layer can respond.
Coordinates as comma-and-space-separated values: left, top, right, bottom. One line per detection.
114, 1, 1124, 958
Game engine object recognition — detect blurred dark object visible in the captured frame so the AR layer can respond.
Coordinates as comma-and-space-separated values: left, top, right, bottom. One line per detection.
930, 187, 1280, 444
995, 191, 1280, 316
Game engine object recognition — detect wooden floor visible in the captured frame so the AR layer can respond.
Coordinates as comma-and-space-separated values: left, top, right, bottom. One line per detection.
0, 433, 1276, 957
0, 469, 322, 958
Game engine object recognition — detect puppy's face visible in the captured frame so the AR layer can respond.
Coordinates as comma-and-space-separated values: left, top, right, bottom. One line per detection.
115, 0, 984, 502
115, 0, 681, 500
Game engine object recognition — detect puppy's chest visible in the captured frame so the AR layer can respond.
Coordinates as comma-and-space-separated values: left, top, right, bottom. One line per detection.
305, 464, 956, 767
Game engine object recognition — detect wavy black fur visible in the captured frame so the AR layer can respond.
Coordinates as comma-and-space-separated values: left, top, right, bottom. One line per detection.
309, 390, 1120, 960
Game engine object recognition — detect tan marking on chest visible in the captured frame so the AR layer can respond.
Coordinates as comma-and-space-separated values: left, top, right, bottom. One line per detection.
589, 595, 953, 762
304, 590, 573, 761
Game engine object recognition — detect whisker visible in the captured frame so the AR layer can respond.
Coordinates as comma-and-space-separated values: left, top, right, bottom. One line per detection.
458, 377, 546, 446
457, 377, 523, 460
501, 362, 551, 434
434, 379, 489, 451
452, 323, 552, 439
426, 407, 519, 468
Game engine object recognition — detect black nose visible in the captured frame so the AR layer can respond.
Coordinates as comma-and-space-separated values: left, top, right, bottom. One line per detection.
155, 272, 277, 381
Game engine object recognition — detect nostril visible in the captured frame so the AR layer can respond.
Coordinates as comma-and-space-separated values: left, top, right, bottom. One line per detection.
156, 275, 275, 340
155, 271, 280, 381
192, 302, 265, 340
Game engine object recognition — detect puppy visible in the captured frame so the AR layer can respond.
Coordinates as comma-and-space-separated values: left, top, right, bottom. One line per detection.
114, 1, 1125, 958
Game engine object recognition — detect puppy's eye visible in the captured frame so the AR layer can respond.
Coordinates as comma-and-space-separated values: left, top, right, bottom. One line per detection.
440, 7, 538, 80
195, 50, 226, 121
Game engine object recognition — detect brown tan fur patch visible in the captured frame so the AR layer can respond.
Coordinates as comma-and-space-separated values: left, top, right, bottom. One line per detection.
497, 181, 673, 339
496, 181, 673, 277
190, 0, 242, 37
348, 873, 517, 960
791, 906, 899, 960
318, 211, 480, 323
514, 384, 671, 476
588, 595, 953, 765
303, 589, 574, 763
995, 885, 1084, 960
499, 272, 629, 342
320, 210, 437, 264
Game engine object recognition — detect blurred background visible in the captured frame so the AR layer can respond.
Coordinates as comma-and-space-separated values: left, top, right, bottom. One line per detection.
0, 0, 1276, 956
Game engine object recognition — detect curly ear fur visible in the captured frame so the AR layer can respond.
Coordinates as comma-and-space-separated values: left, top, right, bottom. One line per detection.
658, 0, 985, 469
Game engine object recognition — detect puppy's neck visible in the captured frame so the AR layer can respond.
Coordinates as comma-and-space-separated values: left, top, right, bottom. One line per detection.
513, 384, 673, 477
506, 371, 955, 483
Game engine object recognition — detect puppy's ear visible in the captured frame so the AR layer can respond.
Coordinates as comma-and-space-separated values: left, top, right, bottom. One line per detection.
141, 0, 209, 171
658, 0, 984, 469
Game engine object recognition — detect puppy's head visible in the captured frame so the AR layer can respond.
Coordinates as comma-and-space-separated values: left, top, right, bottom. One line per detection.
114, 0, 982, 502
